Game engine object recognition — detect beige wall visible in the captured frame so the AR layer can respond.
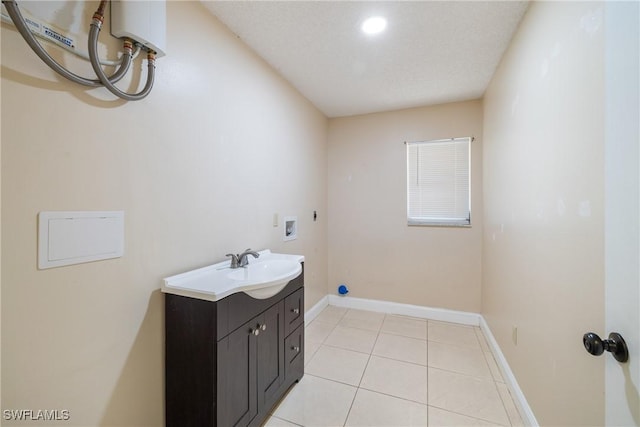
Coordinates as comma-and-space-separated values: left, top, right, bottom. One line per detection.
0, 19, 3, 410
327, 100, 483, 312
482, 2, 605, 425
1, 2, 328, 426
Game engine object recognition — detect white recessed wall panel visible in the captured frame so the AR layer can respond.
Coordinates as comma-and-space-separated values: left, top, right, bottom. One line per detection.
38, 211, 124, 269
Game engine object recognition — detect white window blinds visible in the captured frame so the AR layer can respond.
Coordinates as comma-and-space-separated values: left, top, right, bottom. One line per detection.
406, 137, 471, 226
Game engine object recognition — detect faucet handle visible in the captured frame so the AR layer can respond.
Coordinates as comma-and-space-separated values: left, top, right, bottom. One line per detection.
226, 253, 239, 269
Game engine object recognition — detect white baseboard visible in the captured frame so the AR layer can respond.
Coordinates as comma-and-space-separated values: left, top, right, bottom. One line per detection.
305, 295, 329, 324
327, 294, 480, 326
306, 294, 537, 426
480, 317, 539, 427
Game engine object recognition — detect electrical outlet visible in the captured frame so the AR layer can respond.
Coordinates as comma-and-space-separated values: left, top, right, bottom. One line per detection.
512, 326, 518, 345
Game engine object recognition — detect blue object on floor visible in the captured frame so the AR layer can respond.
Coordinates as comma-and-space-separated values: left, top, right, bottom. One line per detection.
338, 284, 349, 295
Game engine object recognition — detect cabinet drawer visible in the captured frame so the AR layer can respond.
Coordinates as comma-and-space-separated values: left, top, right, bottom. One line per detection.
284, 324, 304, 383
284, 287, 304, 336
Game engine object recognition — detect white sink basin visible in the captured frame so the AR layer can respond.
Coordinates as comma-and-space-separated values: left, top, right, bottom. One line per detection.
161, 250, 304, 301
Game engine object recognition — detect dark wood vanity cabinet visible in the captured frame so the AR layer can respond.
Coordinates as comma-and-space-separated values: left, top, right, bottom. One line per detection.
165, 269, 304, 427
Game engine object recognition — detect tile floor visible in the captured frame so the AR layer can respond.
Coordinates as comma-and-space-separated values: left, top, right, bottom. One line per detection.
264, 305, 524, 427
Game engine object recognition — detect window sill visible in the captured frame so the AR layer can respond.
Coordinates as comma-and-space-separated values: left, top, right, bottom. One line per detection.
407, 220, 471, 228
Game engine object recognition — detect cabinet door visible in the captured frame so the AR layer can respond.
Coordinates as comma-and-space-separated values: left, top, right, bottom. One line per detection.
256, 301, 285, 411
217, 321, 258, 427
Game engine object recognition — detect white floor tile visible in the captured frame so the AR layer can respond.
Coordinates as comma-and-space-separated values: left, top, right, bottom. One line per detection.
305, 345, 370, 386
345, 388, 429, 426
428, 368, 510, 426
324, 325, 378, 354
295, 306, 521, 427
360, 356, 428, 404
305, 340, 322, 366
381, 315, 428, 340
344, 308, 386, 320
305, 320, 336, 344
372, 333, 427, 365
314, 306, 348, 326
428, 321, 480, 348
428, 341, 492, 379
272, 374, 357, 427
428, 406, 505, 426
339, 309, 385, 332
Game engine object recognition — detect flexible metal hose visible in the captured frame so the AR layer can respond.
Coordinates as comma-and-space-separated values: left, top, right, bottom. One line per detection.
2, 0, 132, 87
88, 18, 155, 101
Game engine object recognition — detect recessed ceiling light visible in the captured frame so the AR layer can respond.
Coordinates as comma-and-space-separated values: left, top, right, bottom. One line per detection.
361, 16, 387, 35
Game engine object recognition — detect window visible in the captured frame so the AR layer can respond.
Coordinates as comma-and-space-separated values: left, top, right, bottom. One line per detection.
406, 137, 471, 226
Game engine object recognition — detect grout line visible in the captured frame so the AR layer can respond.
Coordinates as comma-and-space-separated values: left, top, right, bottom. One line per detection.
370, 353, 429, 368
302, 373, 359, 391
426, 365, 495, 381
357, 384, 429, 407
494, 382, 514, 427
428, 318, 477, 328
427, 403, 512, 427
321, 342, 376, 356
482, 348, 505, 383
342, 386, 359, 427
488, 363, 513, 426
426, 337, 483, 351
356, 316, 382, 388
361, 314, 431, 408
267, 415, 304, 427
476, 331, 494, 379
318, 321, 341, 343
332, 322, 383, 334
342, 315, 384, 427
304, 309, 346, 366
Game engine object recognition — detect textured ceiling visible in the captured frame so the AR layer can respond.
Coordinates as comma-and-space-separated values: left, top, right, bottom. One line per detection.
202, 1, 529, 118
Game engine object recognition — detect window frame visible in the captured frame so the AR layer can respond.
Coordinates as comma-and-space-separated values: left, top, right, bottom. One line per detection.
406, 137, 472, 228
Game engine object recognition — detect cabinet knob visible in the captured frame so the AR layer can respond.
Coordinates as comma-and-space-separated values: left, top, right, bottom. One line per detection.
250, 328, 260, 336
261, 323, 267, 331
291, 346, 300, 352
291, 308, 300, 314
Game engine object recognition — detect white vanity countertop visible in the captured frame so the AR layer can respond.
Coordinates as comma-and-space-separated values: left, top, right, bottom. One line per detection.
161, 250, 304, 302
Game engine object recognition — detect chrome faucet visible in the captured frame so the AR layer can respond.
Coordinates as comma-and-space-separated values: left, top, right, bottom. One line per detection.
238, 249, 260, 267
226, 249, 260, 269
